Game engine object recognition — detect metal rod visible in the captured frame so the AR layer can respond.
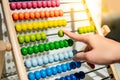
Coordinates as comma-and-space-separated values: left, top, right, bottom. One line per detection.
101, 74, 113, 80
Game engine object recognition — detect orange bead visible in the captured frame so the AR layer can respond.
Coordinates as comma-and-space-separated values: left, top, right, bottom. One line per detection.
44, 10, 50, 18
54, 10, 59, 17
34, 11, 40, 19
29, 12, 35, 19
24, 12, 30, 20
12, 13, 19, 21
39, 11, 45, 18
49, 10, 54, 17
59, 9, 63, 16
18, 12, 24, 20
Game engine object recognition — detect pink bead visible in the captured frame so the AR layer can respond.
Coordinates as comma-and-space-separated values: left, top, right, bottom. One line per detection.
56, 0, 60, 7
16, 2, 22, 10
10, 2, 16, 10
47, 1, 51, 8
42, 1, 47, 8
32, 1, 37, 9
21, 2, 27, 9
51, 0, 56, 7
27, 2, 32, 9
37, 1, 42, 8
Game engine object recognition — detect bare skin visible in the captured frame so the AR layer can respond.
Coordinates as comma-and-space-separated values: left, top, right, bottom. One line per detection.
64, 30, 120, 65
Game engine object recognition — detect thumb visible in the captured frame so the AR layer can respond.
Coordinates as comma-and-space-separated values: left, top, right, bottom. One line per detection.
63, 30, 89, 43
73, 52, 86, 61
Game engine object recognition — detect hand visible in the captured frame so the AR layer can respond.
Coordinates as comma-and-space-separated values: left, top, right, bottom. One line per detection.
63, 30, 120, 65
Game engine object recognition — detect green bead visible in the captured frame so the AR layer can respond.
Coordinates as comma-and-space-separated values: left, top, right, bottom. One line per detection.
41, 32, 47, 40
21, 47, 27, 56
58, 30, 64, 37
59, 40, 64, 48
44, 44, 50, 51
27, 46, 33, 55
30, 34, 36, 42
18, 36, 24, 44
24, 35, 30, 43
38, 44, 44, 52
33, 45, 39, 54
54, 41, 60, 49
67, 39, 74, 46
49, 42, 55, 50
35, 33, 41, 41
63, 40, 69, 47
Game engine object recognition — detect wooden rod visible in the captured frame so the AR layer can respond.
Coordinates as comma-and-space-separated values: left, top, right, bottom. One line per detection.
1, 0, 28, 80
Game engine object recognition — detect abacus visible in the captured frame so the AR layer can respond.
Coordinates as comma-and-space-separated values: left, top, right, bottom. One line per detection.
0, 0, 119, 80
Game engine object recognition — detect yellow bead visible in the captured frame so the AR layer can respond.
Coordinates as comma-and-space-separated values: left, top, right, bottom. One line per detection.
21, 23, 27, 32
62, 19, 67, 26
57, 20, 62, 27
38, 22, 43, 30
53, 20, 58, 27
48, 20, 53, 28
15, 24, 22, 32
43, 21, 48, 29
32, 22, 39, 30
27, 22, 33, 31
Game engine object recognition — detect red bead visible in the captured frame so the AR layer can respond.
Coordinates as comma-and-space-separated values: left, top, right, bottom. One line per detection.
51, 0, 56, 7
10, 2, 16, 10
21, 2, 27, 9
27, 2, 32, 9
42, 1, 47, 8
16, 2, 22, 10
32, 1, 37, 9
47, 1, 51, 8
56, 0, 60, 7
87, 62, 95, 69
37, 1, 42, 8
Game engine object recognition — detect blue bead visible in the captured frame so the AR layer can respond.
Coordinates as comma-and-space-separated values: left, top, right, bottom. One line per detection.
61, 64, 67, 72
31, 58, 38, 67
53, 54, 59, 62
46, 68, 52, 77
42, 56, 49, 64
58, 53, 64, 61
37, 57, 43, 66
28, 72, 35, 80
70, 74, 77, 80
65, 75, 71, 80
68, 51, 73, 58
63, 52, 69, 60
70, 62, 77, 69
66, 62, 71, 71
60, 77, 66, 80
34, 71, 41, 80
48, 54, 54, 63
74, 73, 80, 79
76, 62, 81, 68
79, 71, 85, 79
72, 50, 77, 56
55, 78, 60, 80
51, 67, 57, 75
56, 65, 62, 73
24, 59, 32, 68
40, 69, 46, 78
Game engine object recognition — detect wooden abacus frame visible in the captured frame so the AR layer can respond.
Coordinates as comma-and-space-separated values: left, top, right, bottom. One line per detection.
0, 0, 119, 80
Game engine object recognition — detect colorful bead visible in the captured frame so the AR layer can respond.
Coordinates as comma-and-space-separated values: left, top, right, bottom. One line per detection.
24, 59, 32, 68
58, 30, 64, 37
27, 46, 33, 55
21, 47, 27, 56
37, 57, 43, 66
28, 72, 35, 80
31, 58, 38, 67
34, 71, 41, 80
18, 35, 24, 44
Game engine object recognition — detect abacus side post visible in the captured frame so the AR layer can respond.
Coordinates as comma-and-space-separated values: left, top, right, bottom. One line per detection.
1, 0, 28, 80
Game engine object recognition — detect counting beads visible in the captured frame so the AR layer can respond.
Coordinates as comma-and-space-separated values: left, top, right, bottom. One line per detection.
77, 26, 96, 34
40, 69, 47, 78
21, 39, 73, 56
24, 59, 32, 68
46, 68, 52, 77
37, 57, 43, 66
58, 29, 64, 37
34, 71, 41, 80
28, 72, 35, 80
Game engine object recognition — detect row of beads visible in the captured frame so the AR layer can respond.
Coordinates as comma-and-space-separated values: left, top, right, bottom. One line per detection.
77, 26, 96, 34
24, 50, 77, 68
28, 61, 81, 80
10, 0, 60, 10
15, 19, 67, 32
12, 9, 63, 21
55, 71, 85, 80
18, 32, 46, 44
21, 39, 74, 56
